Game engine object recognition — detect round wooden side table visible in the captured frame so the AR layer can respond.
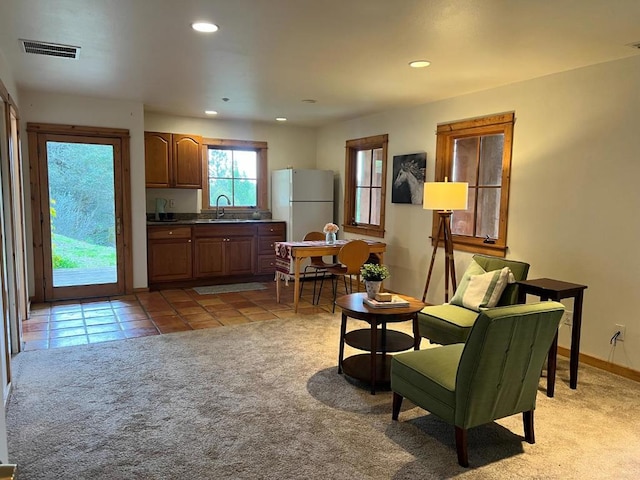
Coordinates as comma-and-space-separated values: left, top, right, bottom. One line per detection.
335, 292, 425, 394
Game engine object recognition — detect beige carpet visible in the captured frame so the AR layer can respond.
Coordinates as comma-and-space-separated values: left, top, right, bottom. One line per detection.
6, 313, 640, 479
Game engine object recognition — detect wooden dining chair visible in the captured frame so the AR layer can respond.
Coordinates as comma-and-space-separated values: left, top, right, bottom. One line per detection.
318, 240, 370, 312
300, 231, 339, 304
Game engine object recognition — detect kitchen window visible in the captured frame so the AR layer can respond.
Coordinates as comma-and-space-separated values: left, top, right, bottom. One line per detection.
343, 134, 388, 238
432, 112, 514, 256
202, 138, 268, 211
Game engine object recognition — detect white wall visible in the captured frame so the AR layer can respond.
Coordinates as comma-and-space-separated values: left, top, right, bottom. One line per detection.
317, 55, 640, 370
0, 51, 17, 104
144, 112, 318, 214
19, 91, 148, 289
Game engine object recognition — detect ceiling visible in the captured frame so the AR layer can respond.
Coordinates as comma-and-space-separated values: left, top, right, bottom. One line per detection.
1, 0, 639, 127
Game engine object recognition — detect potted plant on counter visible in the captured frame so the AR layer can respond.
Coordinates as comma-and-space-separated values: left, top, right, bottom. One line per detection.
360, 263, 390, 298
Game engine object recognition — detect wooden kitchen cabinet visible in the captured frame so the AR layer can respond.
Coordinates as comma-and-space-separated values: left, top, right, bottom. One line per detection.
145, 131, 203, 188
145, 132, 171, 187
147, 226, 193, 282
194, 225, 256, 277
147, 221, 286, 288
173, 134, 203, 188
256, 222, 286, 274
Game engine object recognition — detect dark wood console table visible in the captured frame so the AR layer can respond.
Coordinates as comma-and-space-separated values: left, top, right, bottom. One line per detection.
517, 278, 587, 397
336, 293, 425, 394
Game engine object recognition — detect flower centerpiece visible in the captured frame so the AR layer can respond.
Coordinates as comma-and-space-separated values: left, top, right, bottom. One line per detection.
323, 223, 339, 244
360, 263, 390, 298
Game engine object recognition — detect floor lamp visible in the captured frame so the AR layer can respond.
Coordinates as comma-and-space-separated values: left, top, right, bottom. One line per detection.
422, 178, 468, 303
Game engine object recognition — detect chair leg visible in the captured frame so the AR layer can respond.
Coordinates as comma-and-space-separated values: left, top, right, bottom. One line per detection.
455, 426, 469, 468
523, 410, 535, 444
392, 392, 403, 420
300, 266, 315, 301
317, 273, 326, 302
331, 275, 339, 313
311, 271, 321, 305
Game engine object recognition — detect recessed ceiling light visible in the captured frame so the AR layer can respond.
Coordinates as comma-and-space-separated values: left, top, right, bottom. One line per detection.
301, 99, 317, 104
192, 22, 219, 33
275, 117, 287, 122
409, 60, 431, 68
205, 110, 218, 115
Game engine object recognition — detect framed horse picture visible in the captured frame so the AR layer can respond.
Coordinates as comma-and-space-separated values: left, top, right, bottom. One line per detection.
392, 152, 426, 204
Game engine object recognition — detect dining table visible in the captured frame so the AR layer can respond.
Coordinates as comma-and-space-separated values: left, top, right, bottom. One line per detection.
274, 239, 387, 313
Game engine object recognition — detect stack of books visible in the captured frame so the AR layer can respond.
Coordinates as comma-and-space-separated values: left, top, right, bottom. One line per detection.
363, 295, 410, 309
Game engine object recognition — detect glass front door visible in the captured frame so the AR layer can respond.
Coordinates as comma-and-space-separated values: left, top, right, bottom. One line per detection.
39, 134, 125, 300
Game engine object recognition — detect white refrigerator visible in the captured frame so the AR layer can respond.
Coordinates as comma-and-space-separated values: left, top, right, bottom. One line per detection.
271, 169, 334, 242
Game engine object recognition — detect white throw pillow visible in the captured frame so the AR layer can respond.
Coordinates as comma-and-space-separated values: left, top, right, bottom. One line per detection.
450, 264, 514, 312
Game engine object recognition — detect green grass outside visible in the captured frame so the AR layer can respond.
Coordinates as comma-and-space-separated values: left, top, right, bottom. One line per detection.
52, 233, 116, 268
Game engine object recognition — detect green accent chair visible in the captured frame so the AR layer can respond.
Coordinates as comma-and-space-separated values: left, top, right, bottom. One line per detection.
418, 254, 530, 345
391, 302, 565, 467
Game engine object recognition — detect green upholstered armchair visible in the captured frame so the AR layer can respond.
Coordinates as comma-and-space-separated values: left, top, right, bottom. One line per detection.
391, 301, 564, 467
418, 254, 530, 345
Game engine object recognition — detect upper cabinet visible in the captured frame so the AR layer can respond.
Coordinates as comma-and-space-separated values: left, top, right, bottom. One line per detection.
145, 131, 203, 189
173, 134, 203, 188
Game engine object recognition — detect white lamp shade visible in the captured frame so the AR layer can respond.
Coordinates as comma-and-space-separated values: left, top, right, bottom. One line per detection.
423, 181, 468, 211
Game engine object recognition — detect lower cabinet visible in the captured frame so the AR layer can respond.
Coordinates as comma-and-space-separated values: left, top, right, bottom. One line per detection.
194, 232, 255, 277
225, 237, 256, 275
148, 221, 285, 287
147, 227, 193, 282
193, 237, 224, 277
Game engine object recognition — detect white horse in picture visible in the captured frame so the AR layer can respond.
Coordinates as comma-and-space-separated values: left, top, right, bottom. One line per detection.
393, 160, 425, 204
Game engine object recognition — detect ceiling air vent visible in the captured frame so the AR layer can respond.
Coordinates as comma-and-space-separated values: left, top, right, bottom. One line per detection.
20, 39, 80, 59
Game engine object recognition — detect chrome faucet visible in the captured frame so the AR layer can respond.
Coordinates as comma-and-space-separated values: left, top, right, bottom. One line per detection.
215, 194, 231, 218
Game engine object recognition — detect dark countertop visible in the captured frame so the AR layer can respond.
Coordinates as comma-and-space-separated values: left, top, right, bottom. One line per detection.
147, 218, 283, 226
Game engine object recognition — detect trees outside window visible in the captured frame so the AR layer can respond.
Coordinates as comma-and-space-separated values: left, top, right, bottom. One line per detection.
202, 139, 268, 211
433, 112, 515, 256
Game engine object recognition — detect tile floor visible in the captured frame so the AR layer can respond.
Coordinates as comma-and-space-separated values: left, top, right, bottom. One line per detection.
23, 279, 339, 351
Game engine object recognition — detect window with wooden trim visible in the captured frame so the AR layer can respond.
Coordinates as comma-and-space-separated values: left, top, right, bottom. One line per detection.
432, 112, 514, 256
343, 134, 388, 238
202, 138, 268, 211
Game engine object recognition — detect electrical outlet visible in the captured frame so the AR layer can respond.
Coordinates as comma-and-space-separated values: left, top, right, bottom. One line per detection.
169, 199, 175, 208
614, 324, 625, 342
562, 310, 573, 327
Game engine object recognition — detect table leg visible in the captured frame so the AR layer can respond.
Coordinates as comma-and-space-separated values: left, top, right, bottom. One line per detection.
276, 273, 281, 303
412, 315, 420, 350
570, 291, 584, 389
293, 257, 302, 313
540, 294, 557, 398
338, 312, 347, 374
370, 319, 378, 395
547, 332, 558, 398
381, 322, 387, 354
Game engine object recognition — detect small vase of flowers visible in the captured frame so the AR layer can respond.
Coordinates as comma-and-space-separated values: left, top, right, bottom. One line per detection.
360, 263, 390, 298
323, 223, 339, 244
